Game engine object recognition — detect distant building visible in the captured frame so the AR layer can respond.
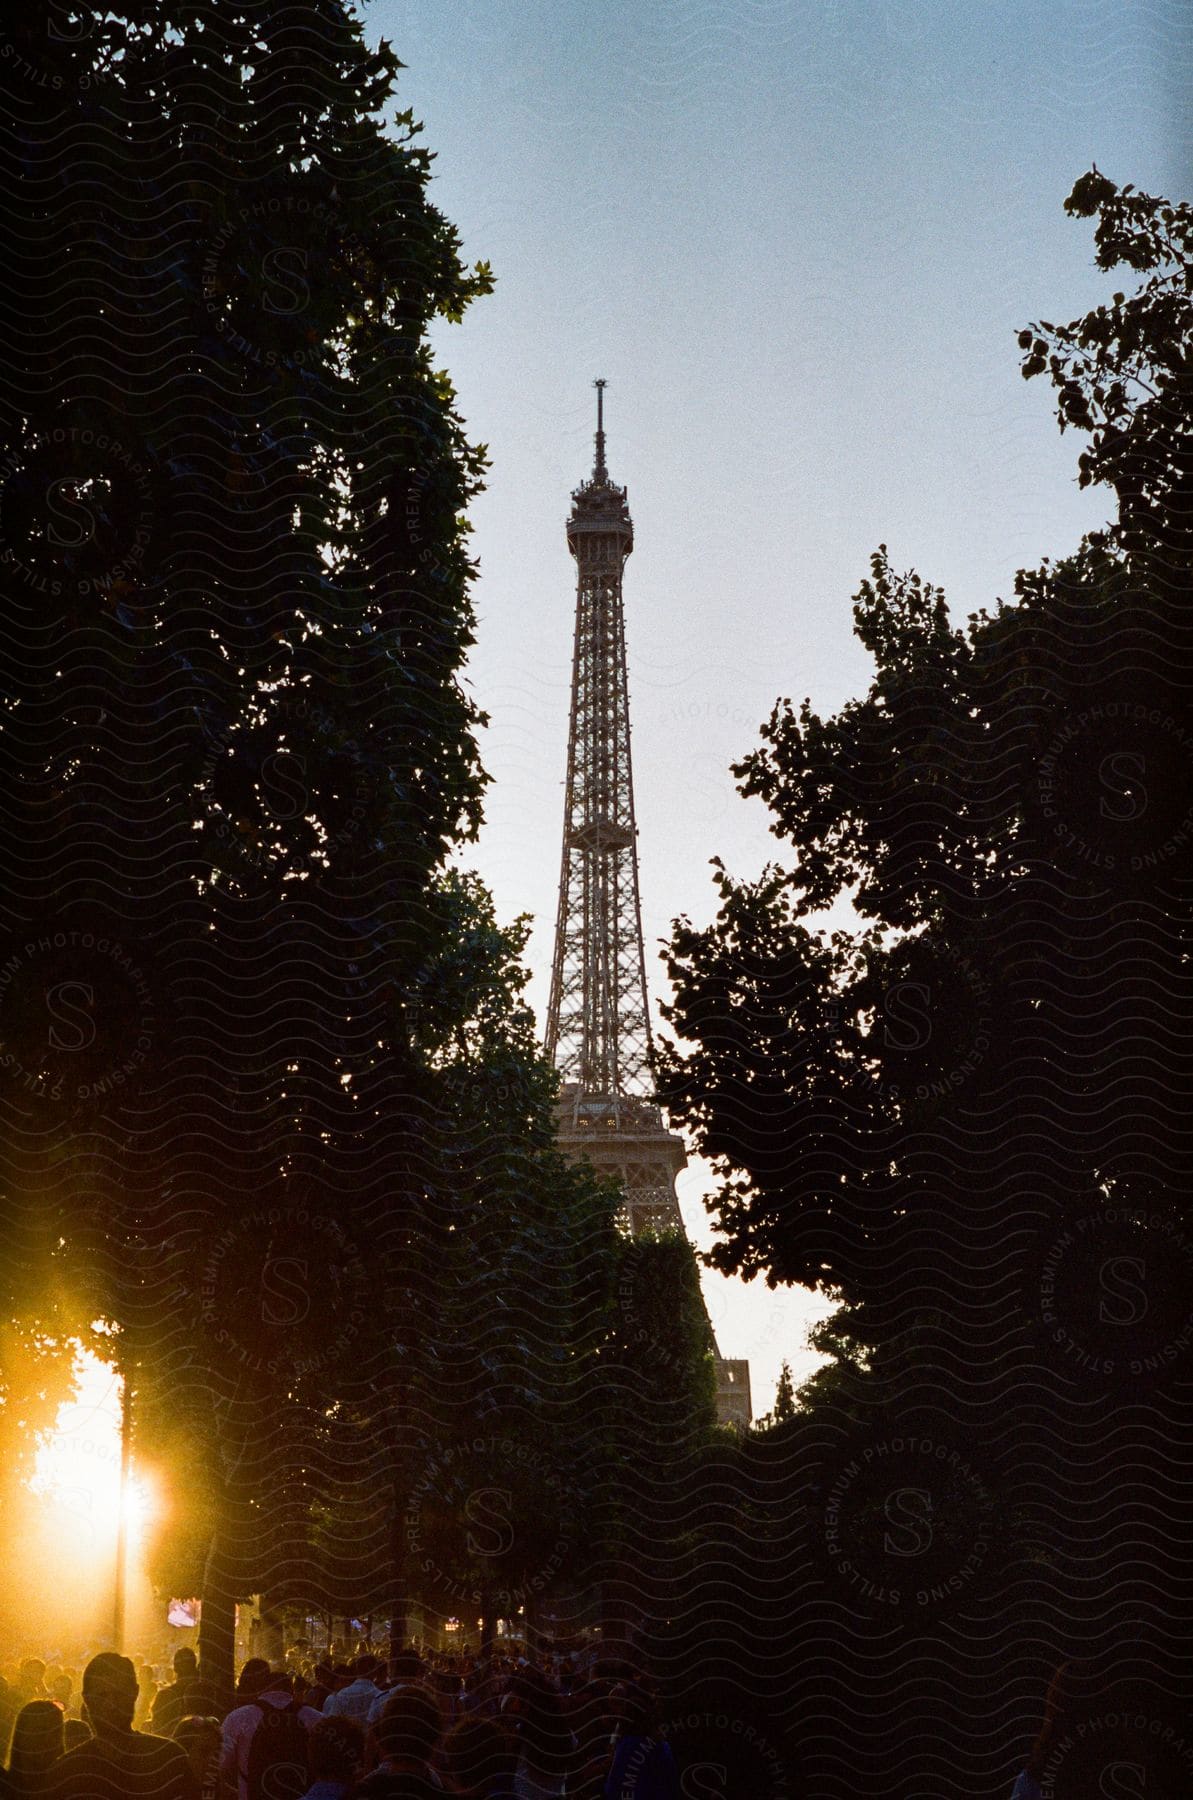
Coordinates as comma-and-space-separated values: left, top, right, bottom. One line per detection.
715, 1358, 753, 1430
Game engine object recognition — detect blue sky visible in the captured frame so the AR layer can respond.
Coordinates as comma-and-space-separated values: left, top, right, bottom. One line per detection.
365, 0, 1183, 1408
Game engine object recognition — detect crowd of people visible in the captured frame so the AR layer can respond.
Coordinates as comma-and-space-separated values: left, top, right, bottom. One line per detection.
0, 1642, 680, 1800
1, 1641, 1162, 1798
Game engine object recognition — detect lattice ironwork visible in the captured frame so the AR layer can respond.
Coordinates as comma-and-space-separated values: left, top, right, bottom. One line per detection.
552, 1084, 686, 1238
545, 380, 655, 1121
544, 384, 751, 1426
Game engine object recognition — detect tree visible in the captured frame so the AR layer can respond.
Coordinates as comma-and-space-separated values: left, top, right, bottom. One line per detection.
772, 1359, 796, 1425
0, 1, 678, 1688
0, 0, 508, 1691
657, 174, 1193, 1794
1019, 168, 1193, 572
274, 872, 625, 1651
591, 1229, 719, 1665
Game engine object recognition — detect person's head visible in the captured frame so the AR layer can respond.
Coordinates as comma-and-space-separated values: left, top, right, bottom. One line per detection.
63, 1719, 91, 1751
172, 1716, 221, 1785
16, 1662, 45, 1695
307, 1714, 366, 1784
386, 1651, 424, 1686
261, 1671, 293, 1699
47, 1674, 71, 1708
313, 1662, 335, 1689
8, 1701, 65, 1778
235, 1659, 271, 1701
81, 1654, 138, 1736
373, 1688, 442, 1767
440, 1716, 515, 1798
506, 1667, 554, 1705
506, 1670, 570, 1769
173, 1648, 198, 1681
351, 1654, 381, 1683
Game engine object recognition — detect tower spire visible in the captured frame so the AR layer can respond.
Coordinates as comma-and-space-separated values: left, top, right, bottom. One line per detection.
593, 376, 608, 482
543, 384, 753, 1424
546, 380, 648, 1111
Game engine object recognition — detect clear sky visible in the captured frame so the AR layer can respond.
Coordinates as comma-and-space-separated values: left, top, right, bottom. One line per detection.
364, 0, 1183, 1412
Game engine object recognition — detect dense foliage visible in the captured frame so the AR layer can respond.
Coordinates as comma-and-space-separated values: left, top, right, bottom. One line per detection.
658, 174, 1193, 1794
0, 0, 694, 1688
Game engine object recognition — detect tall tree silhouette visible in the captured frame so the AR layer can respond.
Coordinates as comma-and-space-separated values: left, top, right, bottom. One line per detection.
0, 0, 628, 1691
658, 174, 1193, 1796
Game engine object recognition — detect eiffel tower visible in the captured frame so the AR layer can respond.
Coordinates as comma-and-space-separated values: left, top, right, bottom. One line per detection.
545, 381, 751, 1428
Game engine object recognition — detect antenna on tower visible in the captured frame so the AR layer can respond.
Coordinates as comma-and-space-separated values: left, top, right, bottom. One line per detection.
593, 377, 607, 482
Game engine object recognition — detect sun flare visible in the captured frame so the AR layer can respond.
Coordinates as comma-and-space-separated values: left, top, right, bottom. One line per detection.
29, 1345, 156, 1551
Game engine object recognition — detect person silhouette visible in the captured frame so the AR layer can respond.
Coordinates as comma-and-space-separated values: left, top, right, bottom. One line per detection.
44, 1653, 197, 1800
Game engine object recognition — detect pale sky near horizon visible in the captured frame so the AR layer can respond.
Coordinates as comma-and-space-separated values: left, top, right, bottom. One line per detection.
365, 0, 1184, 1412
